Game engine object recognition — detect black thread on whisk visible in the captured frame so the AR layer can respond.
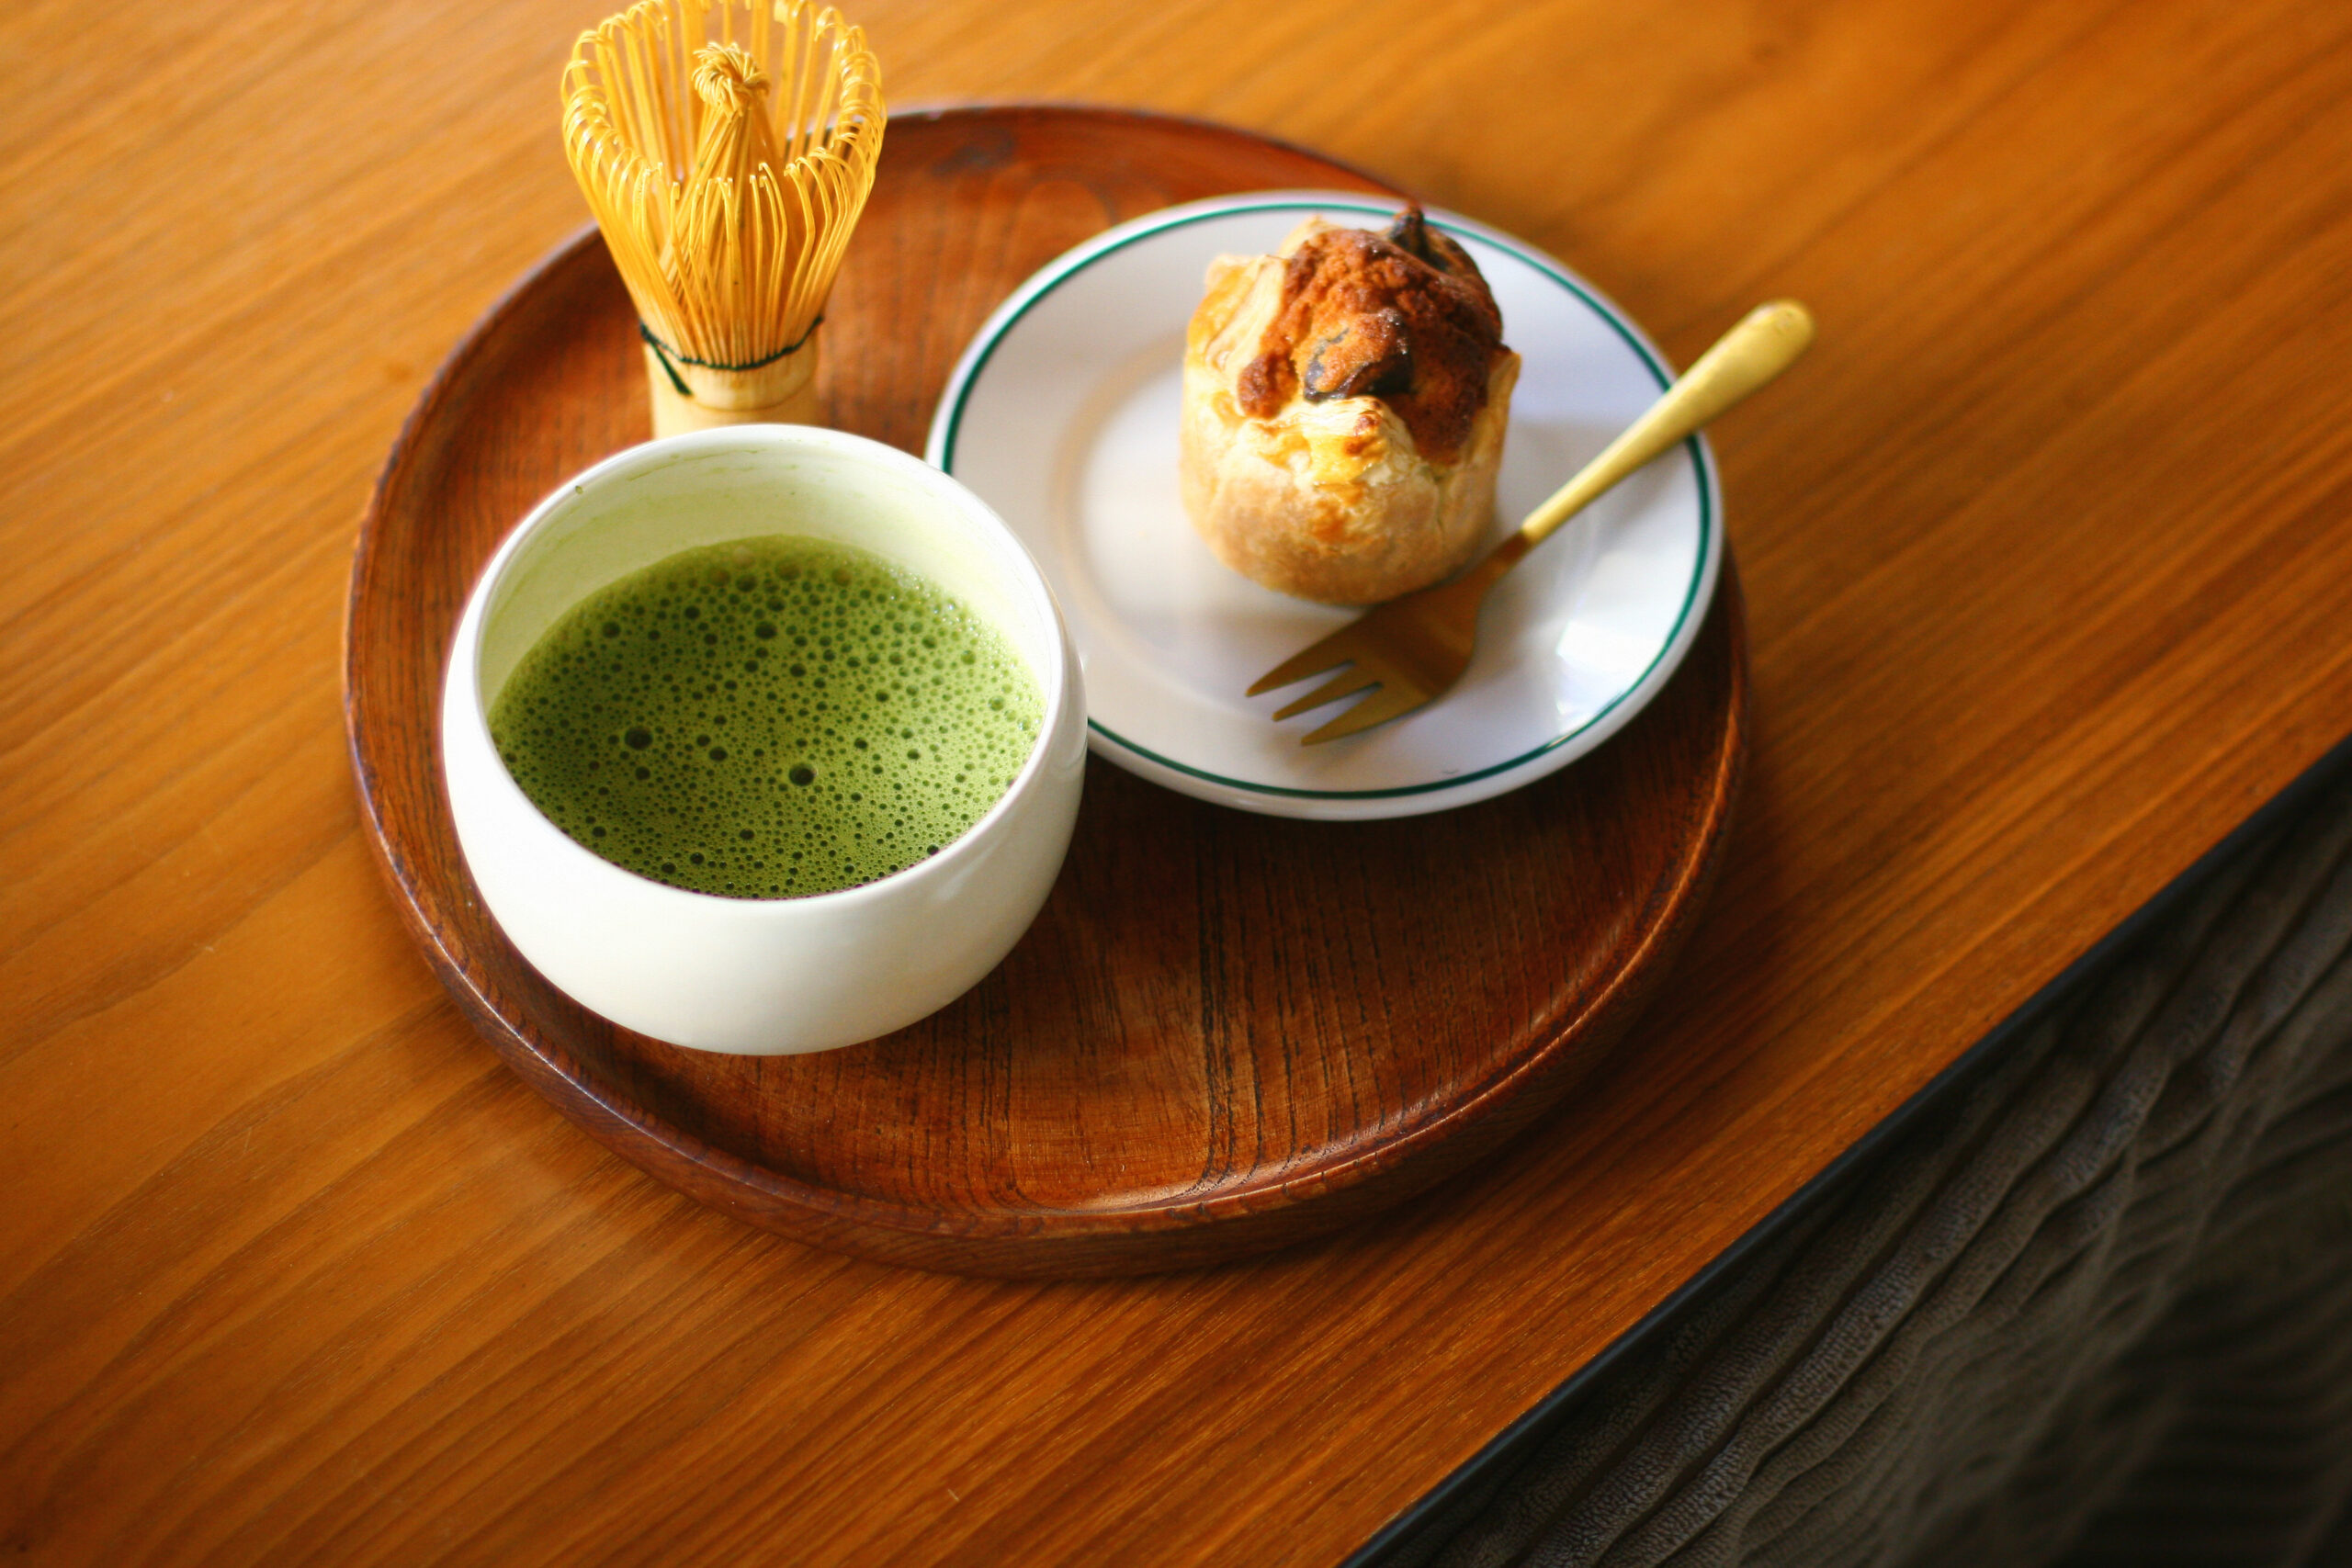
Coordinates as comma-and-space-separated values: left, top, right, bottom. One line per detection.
639, 318, 825, 389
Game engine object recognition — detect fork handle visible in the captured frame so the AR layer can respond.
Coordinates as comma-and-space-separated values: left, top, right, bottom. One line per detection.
1519, 299, 1815, 547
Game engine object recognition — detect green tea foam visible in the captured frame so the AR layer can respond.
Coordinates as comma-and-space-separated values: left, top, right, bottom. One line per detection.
490, 535, 1042, 898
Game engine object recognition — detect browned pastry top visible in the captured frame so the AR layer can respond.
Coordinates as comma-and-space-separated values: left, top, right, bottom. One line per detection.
1235, 206, 1507, 466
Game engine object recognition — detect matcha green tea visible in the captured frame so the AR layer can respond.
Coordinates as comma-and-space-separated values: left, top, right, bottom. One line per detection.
490, 536, 1042, 898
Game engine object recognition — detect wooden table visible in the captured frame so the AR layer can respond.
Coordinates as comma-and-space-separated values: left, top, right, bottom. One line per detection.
7, 1, 2351, 1562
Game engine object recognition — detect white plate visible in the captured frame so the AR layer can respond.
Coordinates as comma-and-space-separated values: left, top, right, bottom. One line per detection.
926, 191, 1720, 821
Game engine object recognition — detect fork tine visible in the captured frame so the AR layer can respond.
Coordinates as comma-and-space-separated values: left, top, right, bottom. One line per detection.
1271, 665, 1382, 721
1301, 682, 1430, 745
1248, 626, 1362, 696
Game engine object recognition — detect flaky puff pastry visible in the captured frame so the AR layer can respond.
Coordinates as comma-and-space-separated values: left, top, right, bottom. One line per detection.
1180, 208, 1520, 605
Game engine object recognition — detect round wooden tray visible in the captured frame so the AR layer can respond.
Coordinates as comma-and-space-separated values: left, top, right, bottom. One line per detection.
345, 106, 1747, 1277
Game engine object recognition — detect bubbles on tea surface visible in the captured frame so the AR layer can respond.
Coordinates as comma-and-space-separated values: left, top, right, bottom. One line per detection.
487, 534, 1042, 900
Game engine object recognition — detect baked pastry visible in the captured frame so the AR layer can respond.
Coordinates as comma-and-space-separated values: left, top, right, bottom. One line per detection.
1180, 205, 1520, 604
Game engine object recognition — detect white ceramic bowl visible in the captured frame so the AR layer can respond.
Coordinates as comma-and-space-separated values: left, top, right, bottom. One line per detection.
441, 426, 1086, 1055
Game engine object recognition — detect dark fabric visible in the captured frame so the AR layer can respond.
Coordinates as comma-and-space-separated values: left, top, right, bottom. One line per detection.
1378, 770, 2352, 1568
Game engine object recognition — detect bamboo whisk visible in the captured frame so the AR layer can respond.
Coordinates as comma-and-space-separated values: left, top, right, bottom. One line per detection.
562, 0, 885, 435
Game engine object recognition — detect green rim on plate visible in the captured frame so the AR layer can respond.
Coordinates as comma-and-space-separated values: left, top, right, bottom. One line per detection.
930, 194, 1716, 802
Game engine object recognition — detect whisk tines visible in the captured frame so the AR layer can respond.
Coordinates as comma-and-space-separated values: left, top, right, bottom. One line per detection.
560, 0, 885, 434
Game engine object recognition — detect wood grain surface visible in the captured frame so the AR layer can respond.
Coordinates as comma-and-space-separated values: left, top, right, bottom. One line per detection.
8, 0, 2352, 1562
348, 109, 1745, 1277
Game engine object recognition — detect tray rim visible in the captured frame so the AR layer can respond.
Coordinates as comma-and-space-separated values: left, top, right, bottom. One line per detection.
342, 103, 1749, 1273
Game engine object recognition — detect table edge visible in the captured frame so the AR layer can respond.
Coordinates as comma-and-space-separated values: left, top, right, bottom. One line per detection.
1346, 723, 2352, 1565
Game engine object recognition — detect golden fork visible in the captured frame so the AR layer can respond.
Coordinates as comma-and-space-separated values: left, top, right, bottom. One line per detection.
1250, 299, 1815, 743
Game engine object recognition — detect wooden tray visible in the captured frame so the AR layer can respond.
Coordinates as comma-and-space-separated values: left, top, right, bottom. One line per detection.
344, 106, 1747, 1277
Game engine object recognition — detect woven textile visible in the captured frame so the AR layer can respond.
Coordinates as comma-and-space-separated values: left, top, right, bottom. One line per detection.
1380, 764, 2352, 1568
